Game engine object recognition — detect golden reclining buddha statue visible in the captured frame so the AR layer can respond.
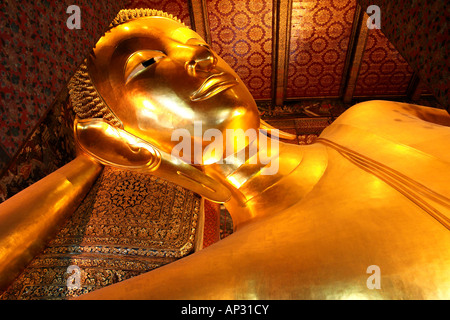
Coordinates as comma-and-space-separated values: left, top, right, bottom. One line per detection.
0, 9, 449, 299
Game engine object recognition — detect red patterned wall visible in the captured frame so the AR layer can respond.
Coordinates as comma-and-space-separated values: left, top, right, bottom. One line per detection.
353, 29, 414, 97
0, 0, 127, 171
203, 200, 221, 247
124, 0, 191, 26
206, 0, 273, 100
286, 0, 356, 98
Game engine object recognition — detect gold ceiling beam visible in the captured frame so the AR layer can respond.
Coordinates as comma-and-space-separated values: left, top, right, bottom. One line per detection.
188, 0, 211, 45
272, 0, 293, 106
341, 5, 370, 104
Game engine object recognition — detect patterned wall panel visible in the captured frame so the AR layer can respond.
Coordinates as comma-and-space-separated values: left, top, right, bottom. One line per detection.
286, 0, 356, 98
0, 0, 126, 170
0, 88, 76, 203
357, 0, 448, 110
353, 29, 413, 97
124, 0, 191, 26
206, 0, 273, 100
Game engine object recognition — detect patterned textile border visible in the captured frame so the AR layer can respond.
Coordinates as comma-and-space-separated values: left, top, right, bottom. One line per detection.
258, 99, 348, 119
0, 166, 201, 300
203, 200, 221, 248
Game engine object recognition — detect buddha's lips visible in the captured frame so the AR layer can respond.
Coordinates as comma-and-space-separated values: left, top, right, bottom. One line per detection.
190, 72, 238, 101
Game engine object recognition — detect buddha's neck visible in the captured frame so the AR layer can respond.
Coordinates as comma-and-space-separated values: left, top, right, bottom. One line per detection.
203, 136, 329, 230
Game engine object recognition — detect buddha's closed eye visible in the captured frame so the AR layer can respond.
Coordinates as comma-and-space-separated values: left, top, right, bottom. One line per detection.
125, 50, 165, 83
142, 57, 158, 67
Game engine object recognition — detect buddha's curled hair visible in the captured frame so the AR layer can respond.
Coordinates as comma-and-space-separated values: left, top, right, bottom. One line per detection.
68, 61, 121, 127
109, 8, 184, 28
68, 9, 185, 127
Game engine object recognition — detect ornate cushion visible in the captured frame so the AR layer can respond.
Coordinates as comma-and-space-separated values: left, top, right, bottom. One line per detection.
0, 166, 201, 300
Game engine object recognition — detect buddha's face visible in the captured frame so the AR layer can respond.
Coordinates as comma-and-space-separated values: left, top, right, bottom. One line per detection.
87, 16, 260, 162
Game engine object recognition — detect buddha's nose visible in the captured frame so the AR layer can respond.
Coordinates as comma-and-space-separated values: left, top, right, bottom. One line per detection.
185, 43, 217, 76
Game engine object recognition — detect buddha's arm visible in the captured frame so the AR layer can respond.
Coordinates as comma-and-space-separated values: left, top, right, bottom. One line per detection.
0, 154, 102, 291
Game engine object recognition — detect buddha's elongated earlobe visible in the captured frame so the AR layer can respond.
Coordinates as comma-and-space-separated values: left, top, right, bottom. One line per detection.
75, 118, 161, 170
74, 118, 231, 203
260, 119, 297, 140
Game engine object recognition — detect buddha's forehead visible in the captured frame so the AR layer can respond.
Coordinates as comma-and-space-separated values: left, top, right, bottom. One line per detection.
88, 16, 206, 88
94, 16, 204, 53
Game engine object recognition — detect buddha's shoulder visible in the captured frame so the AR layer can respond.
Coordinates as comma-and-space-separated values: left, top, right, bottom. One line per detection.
332, 100, 450, 130
319, 100, 450, 163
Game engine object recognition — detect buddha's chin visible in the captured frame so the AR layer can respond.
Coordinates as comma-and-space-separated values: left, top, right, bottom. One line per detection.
199, 93, 259, 125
